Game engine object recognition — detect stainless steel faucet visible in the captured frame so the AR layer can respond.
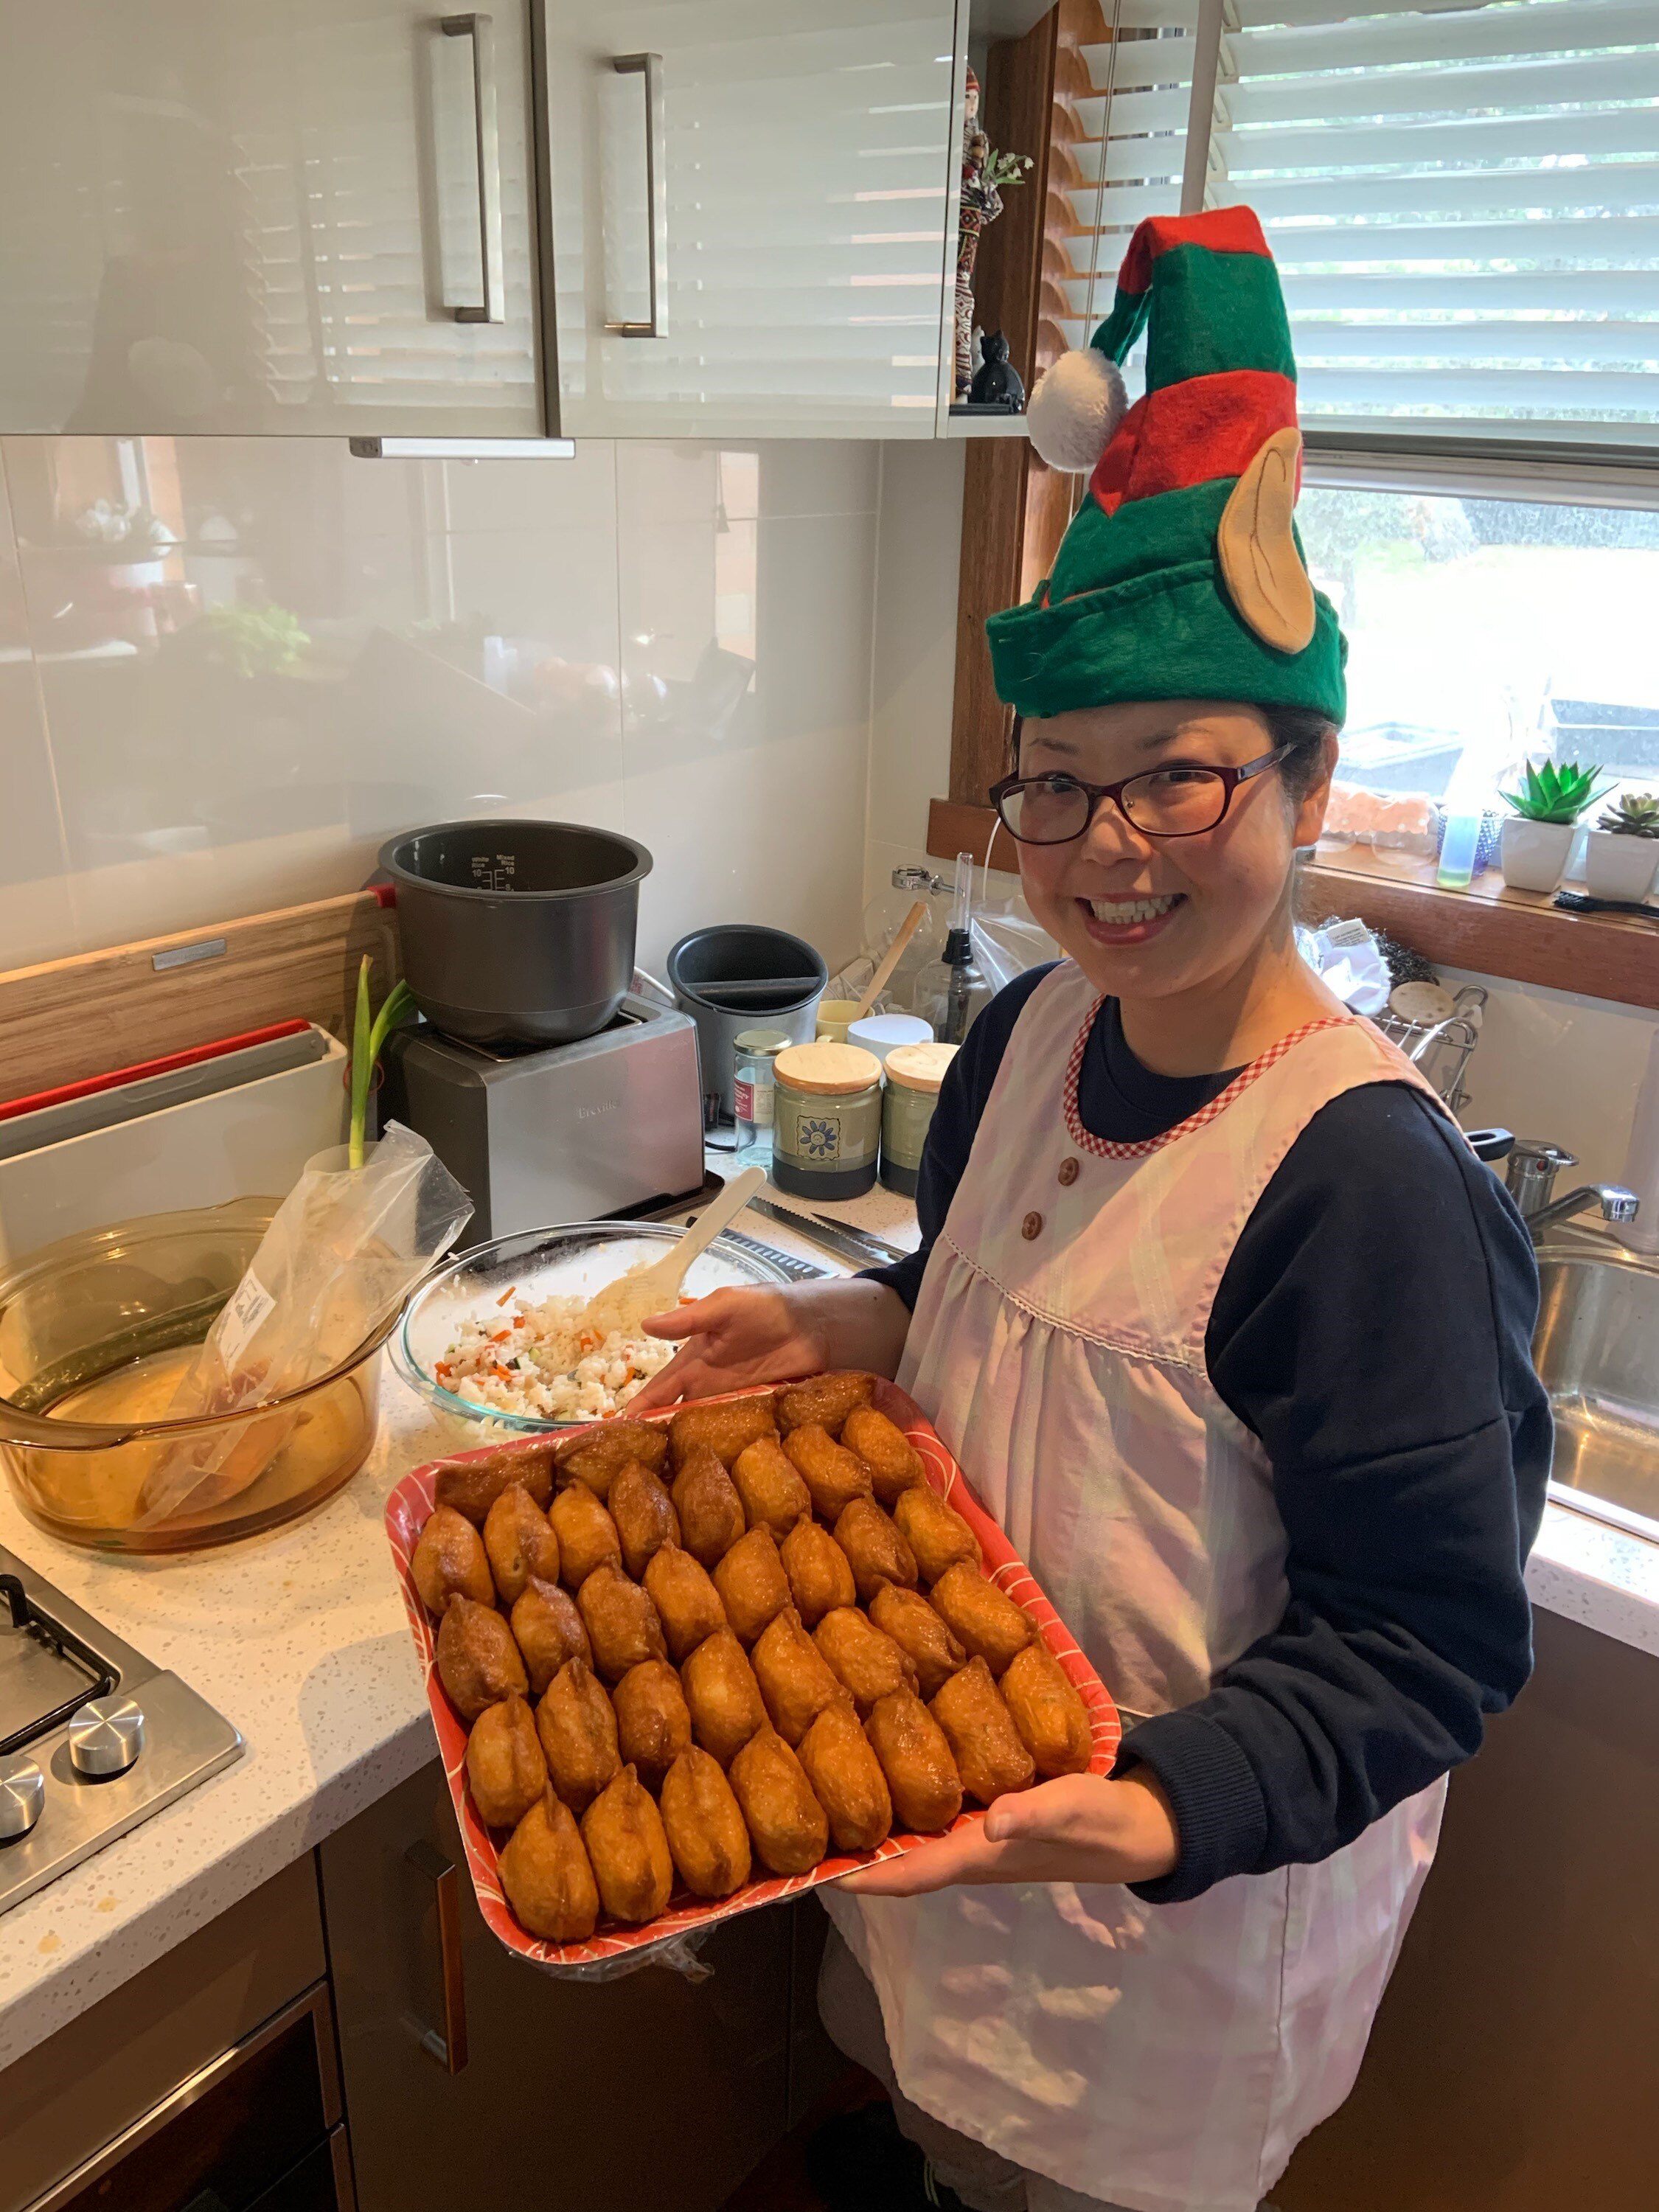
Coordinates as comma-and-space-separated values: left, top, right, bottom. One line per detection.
1506, 1138, 1639, 1243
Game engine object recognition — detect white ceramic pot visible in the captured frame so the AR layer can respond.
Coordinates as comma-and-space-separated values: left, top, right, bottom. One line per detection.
1584, 829, 1659, 902
1498, 817, 1574, 893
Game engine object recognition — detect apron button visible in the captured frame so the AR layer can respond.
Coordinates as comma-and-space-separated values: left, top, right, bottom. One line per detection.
1021, 1211, 1043, 1241
1057, 1157, 1080, 1186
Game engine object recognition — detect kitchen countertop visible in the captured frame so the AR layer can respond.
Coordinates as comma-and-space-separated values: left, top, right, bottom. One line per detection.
0, 1177, 919, 2070
1, 1171, 1656, 2068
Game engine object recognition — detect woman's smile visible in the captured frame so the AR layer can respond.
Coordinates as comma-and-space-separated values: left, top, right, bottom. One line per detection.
1077, 890, 1185, 945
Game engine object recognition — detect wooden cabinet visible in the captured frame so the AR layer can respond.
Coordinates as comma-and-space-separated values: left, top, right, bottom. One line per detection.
319, 1759, 796, 2212
0, 0, 544, 437
0, 0, 964, 439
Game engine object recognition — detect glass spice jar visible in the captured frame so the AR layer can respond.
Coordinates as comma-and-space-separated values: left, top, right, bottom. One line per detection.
733, 1028, 792, 1170
771, 1043, 884, 1200
880, 1042, 957, 1196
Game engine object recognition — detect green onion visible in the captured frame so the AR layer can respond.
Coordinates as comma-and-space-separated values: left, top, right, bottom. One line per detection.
348, 960, 416, 1169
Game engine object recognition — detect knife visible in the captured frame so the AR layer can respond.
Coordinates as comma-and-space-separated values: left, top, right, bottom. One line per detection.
805, 1210, 914, 1264
743, 1194, 911, 1271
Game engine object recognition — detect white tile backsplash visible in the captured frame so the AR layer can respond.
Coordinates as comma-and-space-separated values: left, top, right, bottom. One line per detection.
0, 432, 882, 983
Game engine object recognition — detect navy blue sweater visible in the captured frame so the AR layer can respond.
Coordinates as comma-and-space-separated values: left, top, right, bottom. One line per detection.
867, 967, 1550, 1905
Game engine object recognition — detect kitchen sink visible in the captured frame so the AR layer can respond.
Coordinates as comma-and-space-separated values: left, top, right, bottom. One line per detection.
1534, 1249, 1659, 1542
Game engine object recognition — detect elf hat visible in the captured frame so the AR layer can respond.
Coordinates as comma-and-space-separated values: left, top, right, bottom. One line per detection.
987, 206, 1346, 726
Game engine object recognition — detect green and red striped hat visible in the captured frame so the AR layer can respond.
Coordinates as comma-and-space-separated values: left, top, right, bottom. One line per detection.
987, 206, 1346, 726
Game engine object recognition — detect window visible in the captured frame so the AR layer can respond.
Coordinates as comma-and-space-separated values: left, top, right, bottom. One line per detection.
1060, 0, 1659, 456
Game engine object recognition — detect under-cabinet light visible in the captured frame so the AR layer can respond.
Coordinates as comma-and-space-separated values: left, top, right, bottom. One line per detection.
347, 437, 576, 459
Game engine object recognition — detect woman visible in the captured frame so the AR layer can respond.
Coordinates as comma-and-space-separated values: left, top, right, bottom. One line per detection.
634, 210, 1548, 2212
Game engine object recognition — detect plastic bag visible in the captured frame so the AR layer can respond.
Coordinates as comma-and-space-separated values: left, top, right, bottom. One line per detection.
136, 1122, 472, 1526
530, 1930, 717, 1983
1296, 917, 1393, 1017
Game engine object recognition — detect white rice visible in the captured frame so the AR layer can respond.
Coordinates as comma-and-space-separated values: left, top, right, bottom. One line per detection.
435, 1289, 675, 1422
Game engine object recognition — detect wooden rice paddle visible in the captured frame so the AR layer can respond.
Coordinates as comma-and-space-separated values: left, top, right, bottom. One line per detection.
853, 900, 931, 1023
576, 1166, 767, 1342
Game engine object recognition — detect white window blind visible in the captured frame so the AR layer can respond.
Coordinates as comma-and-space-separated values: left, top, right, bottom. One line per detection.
1062, 0, 1659, 456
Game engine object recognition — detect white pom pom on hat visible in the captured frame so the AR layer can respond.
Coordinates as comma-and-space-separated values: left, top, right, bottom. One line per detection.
1026, 346, 1130, 474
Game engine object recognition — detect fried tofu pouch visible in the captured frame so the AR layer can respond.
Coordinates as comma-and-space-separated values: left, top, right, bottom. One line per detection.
669, 1396, 778, 1472
612, 1659, 693, 1793
780, 1516, 858, 1627
799, 1700, 893, 1854
1000, 1641, 1094, 1778
832, 1495, 919, 1604
928, 1562, 1033, 1677
776, 1371, 875, 1437
869, 1583, 967, 1699
681, 1628, 768, 1766
751, 1606, 849, 1747
434, 1440, 555, 1524
728, 1725, 829, 1875
581, 1765, 675, 1923
784, 1425, 874, 1520
608, 1461, 681, 1581
554, 1418, 668, 1500
864, 1688, 962, 1832
931, 1656, 1037, 1806
814, 1604, 918, 1714
644, 1542, 728, 1662
509, 1575, 591, 1694
731, 1435, 812, 1540
535, 1655, 621, 1815
465, 1691, 548, 1829
498, 1789, 599, 1944
577, 1562, 667, 1682
893, 1484, 981, 1585
659, 1746, 752, 1898
412, 1503, 494, 1615
671, 1444, 748, 1567
435, 1596, 528, 1722
712, 1525, 792, 1645
841, 1405, 926, 1506
549, 1481, 623, 1590
483, 1483, 561, 1606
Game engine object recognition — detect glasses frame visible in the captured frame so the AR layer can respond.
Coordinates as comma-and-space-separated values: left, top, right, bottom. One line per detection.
989, 739, 1296, 845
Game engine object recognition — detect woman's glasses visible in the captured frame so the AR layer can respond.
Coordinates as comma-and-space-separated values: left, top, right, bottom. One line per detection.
989, 742, 1295, 846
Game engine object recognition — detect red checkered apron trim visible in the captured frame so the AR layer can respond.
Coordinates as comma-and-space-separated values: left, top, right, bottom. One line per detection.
1062, 999, 1362, 1161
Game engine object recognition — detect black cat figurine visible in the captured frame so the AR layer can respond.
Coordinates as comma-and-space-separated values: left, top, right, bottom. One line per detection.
967, 330, 1025, 409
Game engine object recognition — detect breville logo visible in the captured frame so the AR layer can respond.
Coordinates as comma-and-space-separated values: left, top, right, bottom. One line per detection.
577, 1098, 621, 1120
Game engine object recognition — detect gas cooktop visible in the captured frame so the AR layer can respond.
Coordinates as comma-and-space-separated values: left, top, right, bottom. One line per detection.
0, 1545, 243, 1916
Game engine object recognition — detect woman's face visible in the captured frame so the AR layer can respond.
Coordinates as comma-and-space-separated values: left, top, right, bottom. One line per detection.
1013, 700, 1335, 1003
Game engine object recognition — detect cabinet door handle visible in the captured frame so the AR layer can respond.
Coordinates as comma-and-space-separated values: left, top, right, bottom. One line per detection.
605, 52, 667, 337
406, 1840, 470, 2073
441, 13, 507, 324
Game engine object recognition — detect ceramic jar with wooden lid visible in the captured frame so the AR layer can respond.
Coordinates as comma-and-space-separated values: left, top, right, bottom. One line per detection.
880, 1041, 957, 1196
772, 1042, 884, 1200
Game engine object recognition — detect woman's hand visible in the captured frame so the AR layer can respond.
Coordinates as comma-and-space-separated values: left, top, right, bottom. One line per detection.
833, 1771, 1179, 1896
628, 1279, 911, 1412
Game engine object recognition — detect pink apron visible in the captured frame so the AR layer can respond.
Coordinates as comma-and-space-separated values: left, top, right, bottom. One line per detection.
827, 961, 1449, 2212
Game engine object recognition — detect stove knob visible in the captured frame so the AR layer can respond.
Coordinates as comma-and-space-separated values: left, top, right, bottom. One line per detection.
69, 1696, 145, 1778
0, 1755, 45, 1839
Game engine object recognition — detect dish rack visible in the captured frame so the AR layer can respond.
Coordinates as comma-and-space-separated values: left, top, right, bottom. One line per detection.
1375, 985, 1487, 1113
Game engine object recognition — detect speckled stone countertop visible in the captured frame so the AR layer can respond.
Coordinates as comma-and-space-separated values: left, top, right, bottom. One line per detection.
1, 1176, 1655, 2070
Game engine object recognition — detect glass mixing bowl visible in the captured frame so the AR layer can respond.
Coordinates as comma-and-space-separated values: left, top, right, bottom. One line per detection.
392, 1220, 792, 1436
0, 1199, 391, 1554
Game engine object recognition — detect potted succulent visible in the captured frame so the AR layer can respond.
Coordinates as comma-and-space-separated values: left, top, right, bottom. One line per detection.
1585, 790, 1659, 902
1498, 759, 1608, 893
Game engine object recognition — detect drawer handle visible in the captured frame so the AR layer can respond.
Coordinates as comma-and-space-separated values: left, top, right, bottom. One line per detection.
605, 52, 667, 337
406, 1840, 470, 2073
441, 13, 507, 325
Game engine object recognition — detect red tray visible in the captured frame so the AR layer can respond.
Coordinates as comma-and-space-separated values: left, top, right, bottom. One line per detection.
385, 1380, 1121, 1970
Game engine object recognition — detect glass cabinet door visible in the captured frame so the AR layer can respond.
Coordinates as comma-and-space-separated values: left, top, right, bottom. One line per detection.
538, 0, 960, 438
0, 0, 544, 435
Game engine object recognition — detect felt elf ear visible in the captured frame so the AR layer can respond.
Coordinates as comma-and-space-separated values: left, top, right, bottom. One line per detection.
1217, 428, 1315, 655
1026, 347, 1130, 474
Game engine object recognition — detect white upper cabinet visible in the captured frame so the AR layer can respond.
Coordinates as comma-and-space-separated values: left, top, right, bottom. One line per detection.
0, 0, 961, 439
0, 0, 544, 435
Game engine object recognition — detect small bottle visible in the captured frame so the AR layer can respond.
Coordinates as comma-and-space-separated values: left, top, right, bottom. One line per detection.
733, 1028, 791, 1171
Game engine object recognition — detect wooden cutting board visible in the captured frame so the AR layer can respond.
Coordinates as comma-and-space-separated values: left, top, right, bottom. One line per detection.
0, 889, 400, 1107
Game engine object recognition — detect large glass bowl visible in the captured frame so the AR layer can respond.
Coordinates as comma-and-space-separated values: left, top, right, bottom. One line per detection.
392, 1221, 791, 1436
0, 1199, 389, 1554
